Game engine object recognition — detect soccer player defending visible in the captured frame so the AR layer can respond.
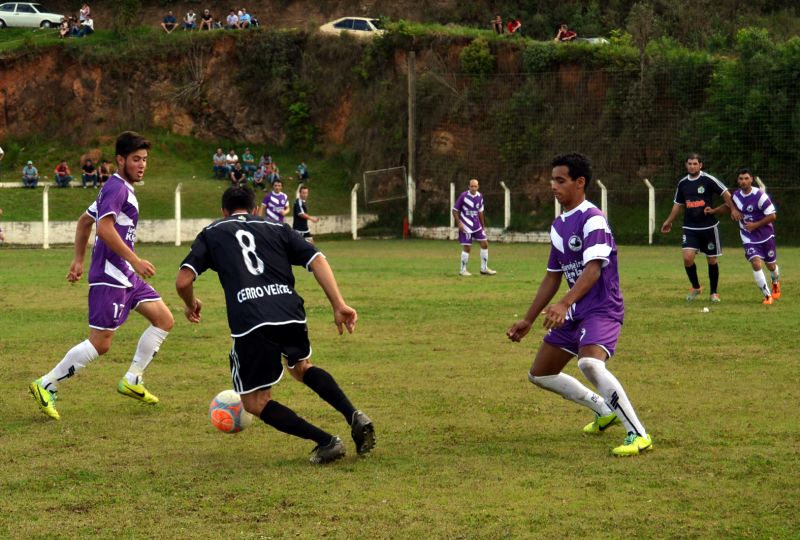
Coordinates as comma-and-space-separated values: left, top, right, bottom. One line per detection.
293, 185, 320, 244
507, 153, 652, 456
30, 132, 174, 420
258, 179, 290, 223
452, 178, 496, 276
176, 186, 375, 464
660, 153, 741, 302
707, 168, 780, 304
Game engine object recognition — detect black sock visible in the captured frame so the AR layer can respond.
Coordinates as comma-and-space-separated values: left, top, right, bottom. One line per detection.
708, 263, 719, 294
259, 400, 332, 445
302, 366, 357, 425
685, 264, 701, 289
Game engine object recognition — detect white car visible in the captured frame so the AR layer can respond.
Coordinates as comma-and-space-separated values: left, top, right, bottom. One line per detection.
319, 17, 385, 39
0, 2, 64, 28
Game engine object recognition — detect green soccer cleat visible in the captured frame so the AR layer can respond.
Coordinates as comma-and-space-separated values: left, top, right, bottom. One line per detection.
686, 287, 702, 301
612, 433, 653, 456
582, 412, 620, 434
117, 378, 159, 404
29, 379, 60, 420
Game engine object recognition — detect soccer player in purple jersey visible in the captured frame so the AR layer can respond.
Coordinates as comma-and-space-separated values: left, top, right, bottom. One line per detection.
452, 178, 496, 276
507, 153, 652, 456
258, 179, 290, 223
707, 168, 781, 305
29, 132, 174, 421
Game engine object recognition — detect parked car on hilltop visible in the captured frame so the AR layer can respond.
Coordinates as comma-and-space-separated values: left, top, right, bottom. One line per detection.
0, 2, 64, 28
319, 17, 385, 39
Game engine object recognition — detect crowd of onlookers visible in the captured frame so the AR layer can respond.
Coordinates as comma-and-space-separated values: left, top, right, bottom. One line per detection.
212, 147, 309, 189
490, 16, 579, 41
59, 3, 94, 38
15, 157, 112, 189
161, 8, 260, 33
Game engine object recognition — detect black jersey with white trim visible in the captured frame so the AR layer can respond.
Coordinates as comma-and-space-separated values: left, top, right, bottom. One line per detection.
293, 198, 309, 232
180, 213, 322, 337
673, 172, 728, 230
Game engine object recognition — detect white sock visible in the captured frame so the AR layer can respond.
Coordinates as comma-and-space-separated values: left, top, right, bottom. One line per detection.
753, 269, 770, 298
480, 248, 489, 271
460, 251, 469, 272
41, 340, 99, 392
125, 325, 169, 384
770, 265, 780, 284
528, 372, 610, 416
577, 357, 647, 436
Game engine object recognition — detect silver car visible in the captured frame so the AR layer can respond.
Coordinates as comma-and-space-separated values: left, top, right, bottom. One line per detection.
0, 2, 64, 28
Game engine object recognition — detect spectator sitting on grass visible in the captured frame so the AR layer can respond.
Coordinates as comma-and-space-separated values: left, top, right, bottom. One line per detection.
69, 17, 81, 36
99, 159, 111, 185
54, 160, 73, 188
252, 164, 268, 190
491, 14, 503, 34
268, 162, 281, 184
229, 162, 246, 187
79, 3, 90, 23
82, 159, 98, 189
225, 148, 239, 171
183, 10, 197, 30
59, 17, 70, 38
22, 160, 39, 189
239, 9, 252, 29
226, 10, 240, 30
258, 151, 272, 168
78, 15, 94, 37
241, 147, 256, 175
296, 160, 309, 182
554, 24, 577, 42
212, 148, 227, 179
507, 18, 522, 34
161, 10, 178, 33
200, 9, 214, 30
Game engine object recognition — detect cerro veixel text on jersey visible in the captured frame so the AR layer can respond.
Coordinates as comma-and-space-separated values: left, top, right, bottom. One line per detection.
236, 284, 292, 303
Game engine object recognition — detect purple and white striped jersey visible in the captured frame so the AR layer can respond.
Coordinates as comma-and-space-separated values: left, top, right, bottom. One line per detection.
86, 174, 139, 287
547, 200, 624, 323
453, 191, 485, 233
262, 192, 289, 223
732, 187, 776, 244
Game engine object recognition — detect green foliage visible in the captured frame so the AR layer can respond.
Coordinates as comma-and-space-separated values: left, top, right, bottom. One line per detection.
522, 42, 557, 72
459, 38, 495, 77
112, 0, 142, 37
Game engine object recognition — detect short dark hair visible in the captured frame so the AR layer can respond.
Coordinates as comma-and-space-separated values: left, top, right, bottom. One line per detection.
686, 152, 703, 163
299, 185, 309, 192
551, 152, 592, 189
222, 186, 255, 214
736, 167, 753, 177
272, 179, 282, 185
115, 131, 151, 158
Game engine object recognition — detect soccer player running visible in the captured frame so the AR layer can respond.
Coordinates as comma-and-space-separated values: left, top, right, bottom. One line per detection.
660, 153, 741, 302
30, 132, 174, 420
258, 179, 290, 223
706, 168, 781, 304
452, 178, 496, 276
293, 185, 320, 244
507, 153, 652, 456
176, 186, 375, 464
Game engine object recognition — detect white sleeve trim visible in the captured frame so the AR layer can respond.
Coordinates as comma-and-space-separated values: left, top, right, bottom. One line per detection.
304, 251, 326, 271
180, 263, 198, 277
583, 244, 612, 267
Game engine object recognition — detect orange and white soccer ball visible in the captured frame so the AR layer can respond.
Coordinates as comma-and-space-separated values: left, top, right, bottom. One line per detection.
209, 390, 253, 433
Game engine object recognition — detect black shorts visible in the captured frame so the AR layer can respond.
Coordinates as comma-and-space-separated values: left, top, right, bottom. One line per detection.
229, 323, 312, 394
294, 229, 312, 240
682, 226, 722, 257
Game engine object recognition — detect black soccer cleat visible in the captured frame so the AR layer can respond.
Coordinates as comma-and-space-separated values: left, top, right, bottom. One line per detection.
309, 436, 346, 464
351, 410, 376, 455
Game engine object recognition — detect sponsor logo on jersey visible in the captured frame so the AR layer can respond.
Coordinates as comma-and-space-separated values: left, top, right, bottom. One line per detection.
568, 235, 582, 252
686, 200, 706, 208
747, 205, 754, 212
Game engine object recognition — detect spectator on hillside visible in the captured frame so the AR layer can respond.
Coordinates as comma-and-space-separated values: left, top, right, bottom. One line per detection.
212, 148, 227, 179
296, 160, 309, 182
268, 162, 281, 185
54, 160, 73, 188
226, 10, 240, 30
78, 15, 94, 37
22, 160, 39, 188
229, 162, 246, 187
99, 159, 111, 185
200, 9, 214, 30
258, 151, 272, 168
507, 18, 522, 35
554, 24, 577, 42
252, 164, 268, 190
82, 159, 98, 189
183, 10, 197, 30
241, 147, 256, 175
161, 10, 178, 33
491, 14, 503, 34
69, 16, 81, 36
239, 8, 252, 29
59, 17, 70, 38
79, 3, 91, 23
225, 148, 239, 171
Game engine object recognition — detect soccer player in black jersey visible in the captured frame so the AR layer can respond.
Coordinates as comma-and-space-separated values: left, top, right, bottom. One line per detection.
660, 153, 741, 302
176, 186, 375, 464
293, 185, 320, 243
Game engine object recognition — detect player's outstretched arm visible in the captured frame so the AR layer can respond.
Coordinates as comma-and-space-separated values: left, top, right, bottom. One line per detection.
661, 203, 682, 233
507, 270, 562, 342
175, 267, 203, 323
309, 256, 357, 335
96, 215, 155, 278
67, 212, 95, 282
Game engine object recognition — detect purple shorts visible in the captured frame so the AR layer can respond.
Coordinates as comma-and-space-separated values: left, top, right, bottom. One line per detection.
743, 237, 777, 264
459, 228, 487, 245
543, 315, 622, 358
88, 278, 161, 330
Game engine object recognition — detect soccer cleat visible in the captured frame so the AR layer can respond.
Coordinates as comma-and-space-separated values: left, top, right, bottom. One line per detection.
459, 270, 472, 277
309, 436, 346, 464
29, 379, 60, 420
480, 268, 497, 275
351, 410, 376, 455
612, 433, 653, 456
762, 296, 774, 305
710, 293, 721, 303
686, 287, 702, 301
117, 378, 159, 404
772, 282, 781, 299
582, 412, 620, 434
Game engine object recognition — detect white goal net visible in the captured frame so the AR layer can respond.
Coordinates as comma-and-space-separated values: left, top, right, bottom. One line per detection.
363, 166, 407, 205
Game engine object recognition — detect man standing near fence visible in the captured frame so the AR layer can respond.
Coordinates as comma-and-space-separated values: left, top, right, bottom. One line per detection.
452, 178, 496, 276
660, 153, 740, 302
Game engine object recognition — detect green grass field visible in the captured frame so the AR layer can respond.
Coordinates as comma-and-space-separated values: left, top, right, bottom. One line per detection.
1, 240, 797, 538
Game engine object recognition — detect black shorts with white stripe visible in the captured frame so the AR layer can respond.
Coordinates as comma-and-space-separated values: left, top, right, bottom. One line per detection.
229, 323, 311, 394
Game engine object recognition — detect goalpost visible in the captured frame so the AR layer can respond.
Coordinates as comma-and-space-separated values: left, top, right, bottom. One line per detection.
359, 166, 410, 237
